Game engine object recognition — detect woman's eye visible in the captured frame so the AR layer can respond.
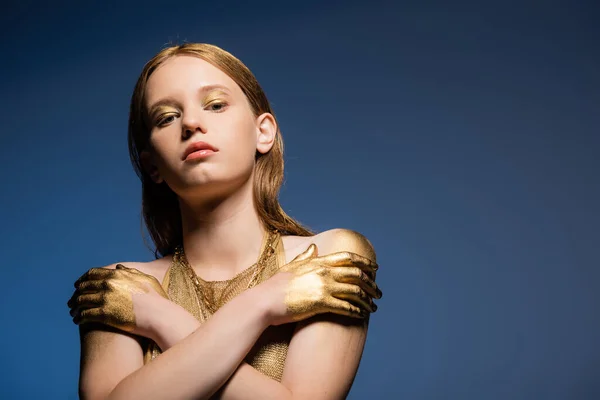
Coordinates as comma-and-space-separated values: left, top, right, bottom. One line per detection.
157, 115, 176, 126
208, 102, 227, 112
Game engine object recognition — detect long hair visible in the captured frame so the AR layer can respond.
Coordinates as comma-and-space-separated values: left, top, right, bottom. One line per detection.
128, 43, 312, 258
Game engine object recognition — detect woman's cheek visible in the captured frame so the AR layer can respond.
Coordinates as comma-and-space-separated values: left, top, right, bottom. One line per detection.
226, 140, 258, 179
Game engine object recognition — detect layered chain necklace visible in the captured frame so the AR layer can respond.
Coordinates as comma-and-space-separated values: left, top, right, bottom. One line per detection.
173, 230, 279, 315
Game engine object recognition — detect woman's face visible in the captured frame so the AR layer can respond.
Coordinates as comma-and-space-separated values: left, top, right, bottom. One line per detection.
142, 55, 275, 200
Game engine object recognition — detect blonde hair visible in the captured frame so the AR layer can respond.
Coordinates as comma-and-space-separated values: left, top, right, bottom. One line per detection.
128, 43, 312, 258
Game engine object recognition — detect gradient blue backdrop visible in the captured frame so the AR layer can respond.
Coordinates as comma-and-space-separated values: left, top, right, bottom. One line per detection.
1, 1, 598, 399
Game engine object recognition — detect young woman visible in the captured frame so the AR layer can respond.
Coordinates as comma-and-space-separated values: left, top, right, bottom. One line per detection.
68, 43, 383, 400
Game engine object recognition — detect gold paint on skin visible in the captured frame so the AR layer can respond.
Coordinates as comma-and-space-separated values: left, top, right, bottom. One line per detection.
68, 265, 168, 332
152, 106, 177, 124
138, 232, 381, 381
69, 231, 383, 382
144, 232, 295, 381
69, 230, 381, 381
151, 90, 228, 125
280, 239, 382, 322
202, 89, 229, 104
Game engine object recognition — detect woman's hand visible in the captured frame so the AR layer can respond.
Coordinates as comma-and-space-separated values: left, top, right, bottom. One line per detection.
262, 244, 382, 326
67, 264, 170, 338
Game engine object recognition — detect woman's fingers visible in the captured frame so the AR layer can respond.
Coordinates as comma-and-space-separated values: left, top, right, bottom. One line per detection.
69, 293, 105, 317
317, 251, 378, 279
321, 297, 367, 319
291, 244, 318, 262
67, 280, 108, 308
74, 266, 140, 287
116, 264, 144, 275
329, 282, 376, 313
74, 268, 115, 287
328, 267, 382, 299
73, 307, 105, 325
320, 251, 377, 269
77, 279, 108, 293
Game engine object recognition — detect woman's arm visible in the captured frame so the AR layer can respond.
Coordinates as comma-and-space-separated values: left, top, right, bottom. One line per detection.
220, 229, 378, 399
151, 228, 378, 400
151, 299, 295, 399
80, 280, 271, 400
76, 238, 379, 400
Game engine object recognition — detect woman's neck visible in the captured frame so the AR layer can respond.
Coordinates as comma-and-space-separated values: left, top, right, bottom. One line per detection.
178, 182, 266, 281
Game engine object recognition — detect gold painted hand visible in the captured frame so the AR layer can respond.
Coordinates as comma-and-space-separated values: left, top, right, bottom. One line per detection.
265, 244, 382, 325
67, 264, 169, 336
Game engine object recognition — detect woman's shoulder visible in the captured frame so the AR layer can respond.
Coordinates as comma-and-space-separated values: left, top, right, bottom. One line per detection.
282, 228, 376, 263
95, 256, 173, 285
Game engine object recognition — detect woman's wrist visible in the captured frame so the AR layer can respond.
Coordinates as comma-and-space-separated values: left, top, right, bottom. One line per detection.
147, 297, 201, 350
248, 277, 282, 328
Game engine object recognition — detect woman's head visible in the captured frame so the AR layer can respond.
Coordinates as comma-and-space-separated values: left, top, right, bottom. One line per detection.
128, 43, 311, 257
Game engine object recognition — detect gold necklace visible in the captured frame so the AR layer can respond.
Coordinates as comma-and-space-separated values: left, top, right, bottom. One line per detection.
174, 230, 279, 315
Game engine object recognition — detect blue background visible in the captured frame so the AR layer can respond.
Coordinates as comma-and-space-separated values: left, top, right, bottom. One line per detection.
0, 1, 598, 399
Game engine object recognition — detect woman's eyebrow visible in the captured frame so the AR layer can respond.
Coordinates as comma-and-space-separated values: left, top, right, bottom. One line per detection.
148, 84, 232, 115
200, 84, 231, 94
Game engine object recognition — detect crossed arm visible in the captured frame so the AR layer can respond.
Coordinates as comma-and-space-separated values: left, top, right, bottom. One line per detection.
77, 229, 378, 400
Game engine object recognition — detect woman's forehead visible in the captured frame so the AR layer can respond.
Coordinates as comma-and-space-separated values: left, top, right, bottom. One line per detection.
145, 55, 239, 102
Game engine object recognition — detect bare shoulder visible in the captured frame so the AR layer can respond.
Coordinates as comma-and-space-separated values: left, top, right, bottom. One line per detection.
280, 229, 377, 397
282, 228, 376, 264
314, 228, 376, 262
96, 255, 172, 284
77, 256, 171, 398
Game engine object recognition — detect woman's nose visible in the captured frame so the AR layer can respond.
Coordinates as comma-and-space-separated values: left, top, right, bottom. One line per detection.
181, 110, 207, 139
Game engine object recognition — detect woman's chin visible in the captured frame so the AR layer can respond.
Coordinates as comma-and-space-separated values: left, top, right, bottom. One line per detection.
178, 176, 250, 201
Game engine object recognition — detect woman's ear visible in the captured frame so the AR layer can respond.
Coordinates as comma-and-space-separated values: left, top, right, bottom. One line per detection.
140, 150, 164, 184
255, 113, 277, 154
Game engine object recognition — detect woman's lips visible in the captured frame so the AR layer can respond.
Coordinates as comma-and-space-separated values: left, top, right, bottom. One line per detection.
185, 149, 216, 161
182, 140, 218, 160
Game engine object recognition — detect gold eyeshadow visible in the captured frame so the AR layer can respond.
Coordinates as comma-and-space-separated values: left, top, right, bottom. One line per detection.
202, 89, 229, 104
148, 89, 231, 124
